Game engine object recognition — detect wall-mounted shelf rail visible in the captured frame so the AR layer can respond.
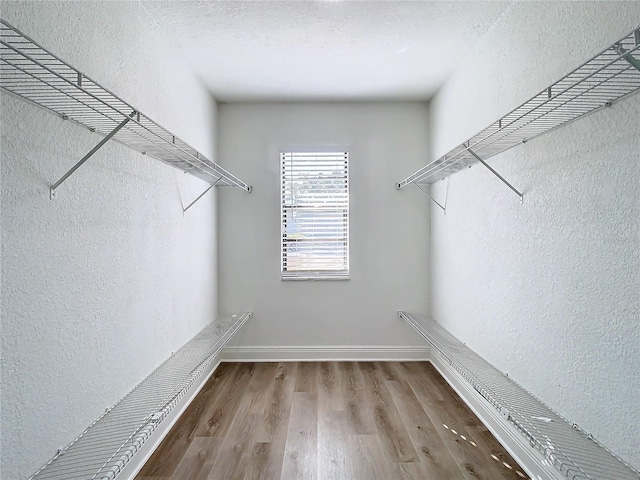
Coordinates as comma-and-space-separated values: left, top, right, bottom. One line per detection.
396, 28, 640, 199
0, 19, 252, 198
399, 311, 640, 480
28, 312, 252, 480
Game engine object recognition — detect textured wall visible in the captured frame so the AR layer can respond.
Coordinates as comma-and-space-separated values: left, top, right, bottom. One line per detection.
429, 2, 640, 469
1, 2, 220, 478
218, 103, 430, 348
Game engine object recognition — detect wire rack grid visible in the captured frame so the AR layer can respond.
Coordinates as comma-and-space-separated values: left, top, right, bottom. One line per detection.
27, 312, 252, 480
399, 311, 640, 480
397, 28, 640, 188
0, 19, 251, 192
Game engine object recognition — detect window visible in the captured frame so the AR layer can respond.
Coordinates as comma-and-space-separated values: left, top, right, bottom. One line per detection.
281, 151, 349, 280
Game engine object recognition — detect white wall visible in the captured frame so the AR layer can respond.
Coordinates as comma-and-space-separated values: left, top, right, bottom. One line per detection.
1, 2, 220, 478
218, 103, 429, 348
429, 2, 640, 469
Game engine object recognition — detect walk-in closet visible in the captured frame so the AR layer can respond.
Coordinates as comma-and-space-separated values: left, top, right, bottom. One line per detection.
1, 2, 638, 479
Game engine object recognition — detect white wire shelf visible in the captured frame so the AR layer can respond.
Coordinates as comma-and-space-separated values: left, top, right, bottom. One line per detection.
399, 311, 640, 480
397, 27, 640, 193
0, 19, 252, 195
28, 312, 252, 480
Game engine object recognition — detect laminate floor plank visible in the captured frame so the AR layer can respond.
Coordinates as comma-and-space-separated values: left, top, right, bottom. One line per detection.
361, 362, 419, 463
385, 375, 468, 479
170, 437, 218, 480
136, 362, 240, 478
387, 460, 430, 480
257, 362, 296, 479
426, 363, 484, 427
136, 361, 529, 480
244, 362, 279, 442
341, 361, 376, 435
194, 362, 255, 438
471, 424, 529, 478
281, 392, 318, 480
420, 363, 528, 479
243, 442, 275, 480
353, 434, 395, 479
294, 361, 319, 393
207, 412, 261, 480
402, 364, 518, 479
317, 409, 352, 480
246, 362, 279, 414
397, 361, 448, 402
318, 361, 342, 412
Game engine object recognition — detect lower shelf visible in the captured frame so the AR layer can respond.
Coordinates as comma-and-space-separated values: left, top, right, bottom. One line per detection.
399, 311, 639, 480
28, 312, 252, 480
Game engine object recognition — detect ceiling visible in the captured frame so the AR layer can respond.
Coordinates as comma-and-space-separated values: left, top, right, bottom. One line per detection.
140, 1, 513, 102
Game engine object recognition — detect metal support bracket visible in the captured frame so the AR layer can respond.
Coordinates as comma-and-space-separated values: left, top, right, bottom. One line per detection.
613, 31, 640, 72
183, 178, 222, 213
413, 182, 446, 213
50, 110, 136, 199
467, 147, 524, 203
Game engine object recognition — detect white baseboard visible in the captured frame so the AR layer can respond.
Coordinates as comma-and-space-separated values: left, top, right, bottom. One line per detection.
117, 357, 222, 480
429, 350, 565, 480
221, 345, 430, 362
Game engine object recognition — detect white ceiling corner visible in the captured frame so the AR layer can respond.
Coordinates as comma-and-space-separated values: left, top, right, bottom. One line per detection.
140, 0, 512, 102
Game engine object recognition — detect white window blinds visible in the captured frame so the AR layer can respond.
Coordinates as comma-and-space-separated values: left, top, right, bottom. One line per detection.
281, 151, 349, 280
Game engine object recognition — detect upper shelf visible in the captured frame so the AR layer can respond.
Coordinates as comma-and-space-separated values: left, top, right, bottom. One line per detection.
397, 28, 640, 189
0, 19, 251, 192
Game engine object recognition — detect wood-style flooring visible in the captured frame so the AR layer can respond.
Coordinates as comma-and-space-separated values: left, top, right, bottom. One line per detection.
136, 362, 529, 480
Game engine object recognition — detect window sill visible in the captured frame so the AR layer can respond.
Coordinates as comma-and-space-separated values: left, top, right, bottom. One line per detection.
281, 275, 350, 281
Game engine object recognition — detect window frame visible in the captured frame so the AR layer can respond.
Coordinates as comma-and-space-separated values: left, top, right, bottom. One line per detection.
280, 148, 350, 281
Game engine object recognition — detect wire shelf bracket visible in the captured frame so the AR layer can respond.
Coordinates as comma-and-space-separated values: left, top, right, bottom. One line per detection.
410, 182, 447, 213
616, 29, 640, 71
49, 110, 137, 199
0, 19, 252, 200
183, 178, 220, 213
399, 311, 640, 480
467, 146, 524, 203
396, 27, 640, 196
